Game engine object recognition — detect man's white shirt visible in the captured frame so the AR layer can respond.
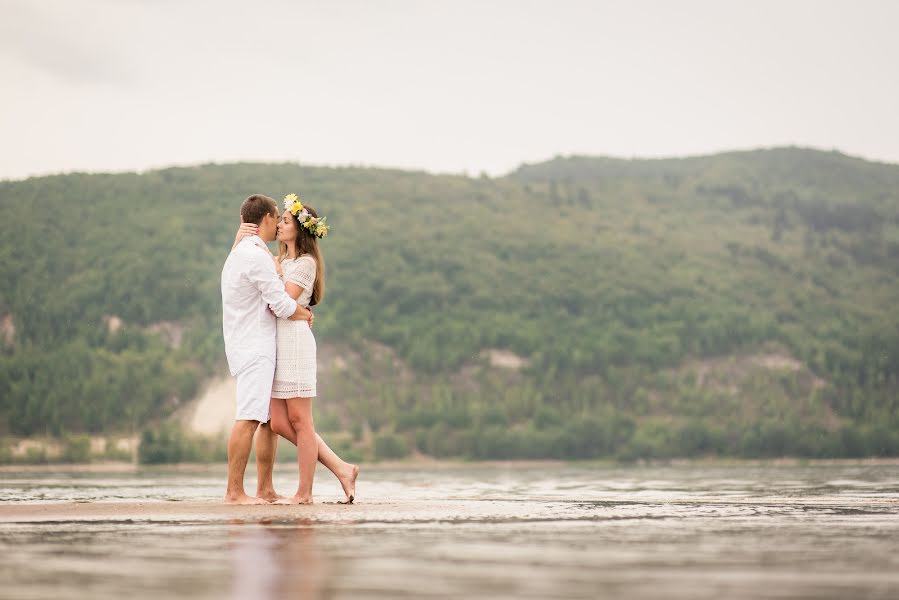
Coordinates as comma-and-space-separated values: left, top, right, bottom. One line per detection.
221, 235, 298, 375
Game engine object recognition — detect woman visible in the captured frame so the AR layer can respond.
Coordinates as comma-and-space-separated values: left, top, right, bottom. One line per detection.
234, 195, 358, 504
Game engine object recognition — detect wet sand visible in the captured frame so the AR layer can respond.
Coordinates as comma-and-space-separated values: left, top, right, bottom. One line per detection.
3, 491, 898, 525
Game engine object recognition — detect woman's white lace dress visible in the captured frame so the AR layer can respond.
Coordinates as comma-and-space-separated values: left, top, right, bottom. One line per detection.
272, 255, 317, 399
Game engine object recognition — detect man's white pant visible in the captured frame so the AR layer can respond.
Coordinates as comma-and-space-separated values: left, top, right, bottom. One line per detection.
234, 357, 275, 422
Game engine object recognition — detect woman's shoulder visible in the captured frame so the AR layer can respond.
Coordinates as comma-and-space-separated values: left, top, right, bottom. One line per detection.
283, 254, 316, 279
280, 255, 314, 266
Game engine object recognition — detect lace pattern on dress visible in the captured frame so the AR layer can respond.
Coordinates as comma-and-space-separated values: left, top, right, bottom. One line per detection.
272, 255, 318, 398
282, 255, 316, 307
272, 319, 317, 398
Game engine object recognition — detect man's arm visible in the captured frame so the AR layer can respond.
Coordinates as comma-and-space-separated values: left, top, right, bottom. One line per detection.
247, 252, 312, 321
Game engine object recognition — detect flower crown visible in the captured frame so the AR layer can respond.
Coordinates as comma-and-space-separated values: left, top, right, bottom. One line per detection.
283, 194, 330, 238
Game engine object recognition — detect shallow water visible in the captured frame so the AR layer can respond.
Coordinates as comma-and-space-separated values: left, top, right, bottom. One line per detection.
1, 463, 898, 599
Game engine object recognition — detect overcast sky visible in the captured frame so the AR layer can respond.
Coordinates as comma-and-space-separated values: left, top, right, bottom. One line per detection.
1, 0, 898, 181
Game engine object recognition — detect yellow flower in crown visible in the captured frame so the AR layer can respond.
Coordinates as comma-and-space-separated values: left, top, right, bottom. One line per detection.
283, 193, 303, 215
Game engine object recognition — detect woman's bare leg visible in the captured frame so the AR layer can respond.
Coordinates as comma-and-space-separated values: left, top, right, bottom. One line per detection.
269, 398, 358, 503
278, 397, 316, 504
314, 434, 358, 503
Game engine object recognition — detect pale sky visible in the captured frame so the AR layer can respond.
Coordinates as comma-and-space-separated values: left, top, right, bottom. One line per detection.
1, 0, 898, 181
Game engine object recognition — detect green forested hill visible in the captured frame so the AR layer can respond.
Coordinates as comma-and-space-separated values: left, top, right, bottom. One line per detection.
1, 147, 897, 459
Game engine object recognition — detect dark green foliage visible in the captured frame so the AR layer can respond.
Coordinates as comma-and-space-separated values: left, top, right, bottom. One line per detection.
61, 434, 91, 463
373, 433, 409, 460
1, 148, 898, 459
138, 425, 225, 464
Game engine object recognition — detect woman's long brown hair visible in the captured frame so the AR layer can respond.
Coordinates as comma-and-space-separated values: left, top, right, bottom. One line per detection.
278, 205, 326, 306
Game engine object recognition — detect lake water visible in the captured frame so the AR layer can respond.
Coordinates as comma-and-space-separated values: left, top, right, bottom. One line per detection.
1, 462, 898, 599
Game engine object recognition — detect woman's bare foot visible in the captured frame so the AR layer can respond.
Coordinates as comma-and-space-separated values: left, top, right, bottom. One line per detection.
256, 488, 286, 503
274, 495, 313, 505
337, 464, 359, 504
224, 493, 269, 505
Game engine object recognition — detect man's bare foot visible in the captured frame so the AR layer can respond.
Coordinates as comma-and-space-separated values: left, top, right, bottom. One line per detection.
337, 464, 359, 504
274, 495, 313, 505
256, 489, 286, 503
224, 493, 269, 505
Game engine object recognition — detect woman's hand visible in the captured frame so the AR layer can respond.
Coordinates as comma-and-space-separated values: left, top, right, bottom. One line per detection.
232, 222, 258, 249
285, 305, 314, 324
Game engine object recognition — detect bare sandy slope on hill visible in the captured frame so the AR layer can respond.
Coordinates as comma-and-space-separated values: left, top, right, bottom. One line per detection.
181, 374, 235, 435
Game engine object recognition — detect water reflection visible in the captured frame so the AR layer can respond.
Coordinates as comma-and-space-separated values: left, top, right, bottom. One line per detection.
228, 519, 330, 600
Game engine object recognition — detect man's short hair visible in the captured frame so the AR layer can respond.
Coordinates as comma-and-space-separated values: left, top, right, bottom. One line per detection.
240, 194, 278, 226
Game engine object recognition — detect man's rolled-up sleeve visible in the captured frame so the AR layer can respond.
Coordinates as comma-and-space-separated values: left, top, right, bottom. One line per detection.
248, 254, 298, 319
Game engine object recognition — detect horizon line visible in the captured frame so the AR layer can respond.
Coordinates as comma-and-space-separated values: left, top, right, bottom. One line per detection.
2, 144, 896, 184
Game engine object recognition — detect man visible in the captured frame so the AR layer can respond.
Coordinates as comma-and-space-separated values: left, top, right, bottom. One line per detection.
221, 194, 312, 505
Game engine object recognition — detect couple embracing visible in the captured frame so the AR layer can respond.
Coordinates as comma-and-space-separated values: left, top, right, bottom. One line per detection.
220, 193, 358, 505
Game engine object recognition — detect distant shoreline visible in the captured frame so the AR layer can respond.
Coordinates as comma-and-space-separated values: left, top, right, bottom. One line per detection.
2, 456, 899, 474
